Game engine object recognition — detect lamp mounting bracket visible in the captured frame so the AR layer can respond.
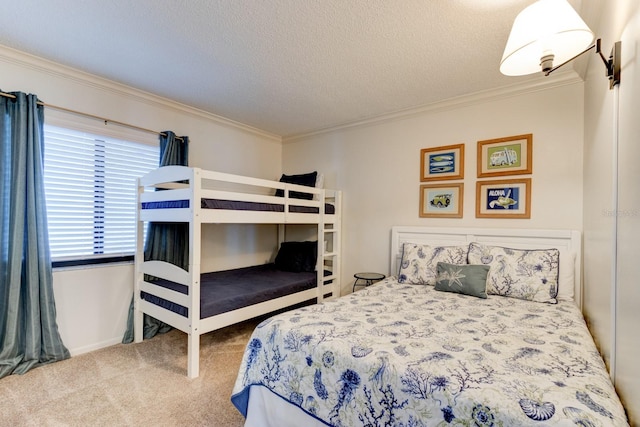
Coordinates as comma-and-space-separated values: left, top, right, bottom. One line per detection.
545, 38, 621, 90
596, 39, 621, 89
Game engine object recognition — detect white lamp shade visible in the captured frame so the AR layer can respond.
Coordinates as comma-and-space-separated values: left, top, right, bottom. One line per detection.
500, 0, 594, 76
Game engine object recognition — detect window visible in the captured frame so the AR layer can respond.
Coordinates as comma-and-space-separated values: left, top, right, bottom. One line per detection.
43, 125, 158, 266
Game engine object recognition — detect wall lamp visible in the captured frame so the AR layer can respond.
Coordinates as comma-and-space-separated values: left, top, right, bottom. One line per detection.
500, 0, 621, 89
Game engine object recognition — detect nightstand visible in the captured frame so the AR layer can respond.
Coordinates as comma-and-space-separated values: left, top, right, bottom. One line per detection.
353, 272, 386, 292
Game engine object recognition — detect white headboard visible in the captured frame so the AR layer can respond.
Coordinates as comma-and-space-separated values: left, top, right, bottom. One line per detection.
390, 226, 582, 308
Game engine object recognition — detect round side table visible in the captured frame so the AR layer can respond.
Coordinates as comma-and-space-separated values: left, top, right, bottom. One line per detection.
353, 272, 386, 292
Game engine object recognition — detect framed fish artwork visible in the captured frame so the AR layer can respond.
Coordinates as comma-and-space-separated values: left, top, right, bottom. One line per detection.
420, 144, 464, 182
476, 178, 531, 219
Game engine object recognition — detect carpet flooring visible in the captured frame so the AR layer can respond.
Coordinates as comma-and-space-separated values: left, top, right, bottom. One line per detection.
0, 319, 260, 427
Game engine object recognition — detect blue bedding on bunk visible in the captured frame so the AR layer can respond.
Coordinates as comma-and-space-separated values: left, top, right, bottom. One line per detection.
141, 199, 335, 214
141, 264, 321, 319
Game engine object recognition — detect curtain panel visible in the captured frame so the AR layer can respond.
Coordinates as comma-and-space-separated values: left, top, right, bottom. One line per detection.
0, 91, 70, 378
122, 131, 189, 343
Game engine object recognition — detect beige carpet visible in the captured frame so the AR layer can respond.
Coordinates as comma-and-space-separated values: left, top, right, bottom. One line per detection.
0, 319, 261, 427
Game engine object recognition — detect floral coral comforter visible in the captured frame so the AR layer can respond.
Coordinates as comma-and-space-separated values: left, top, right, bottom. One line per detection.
231, 278, 628, 426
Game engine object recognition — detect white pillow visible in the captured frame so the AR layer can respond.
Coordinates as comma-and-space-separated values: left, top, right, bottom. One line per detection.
313, 173, 325, 201
557, 249, 576, 302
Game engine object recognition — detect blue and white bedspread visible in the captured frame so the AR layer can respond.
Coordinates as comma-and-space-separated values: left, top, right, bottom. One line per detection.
231, 277, 628, 426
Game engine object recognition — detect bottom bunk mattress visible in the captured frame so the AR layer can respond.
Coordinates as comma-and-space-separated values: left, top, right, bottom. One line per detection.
141, 264, 319, 319
231, 277, 629, 426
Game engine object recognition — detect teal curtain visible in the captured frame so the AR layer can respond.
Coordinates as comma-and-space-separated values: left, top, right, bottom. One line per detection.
0, 91, 70, 378
144, 131, 189, 271
122, 131, 189, 343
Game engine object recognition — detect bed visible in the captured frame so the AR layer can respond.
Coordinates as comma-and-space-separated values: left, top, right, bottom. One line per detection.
133, 166, 342, 378
231, 226, 629, 426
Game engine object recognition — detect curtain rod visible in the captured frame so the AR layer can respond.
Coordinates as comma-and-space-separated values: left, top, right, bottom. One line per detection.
0, 91, 183, 140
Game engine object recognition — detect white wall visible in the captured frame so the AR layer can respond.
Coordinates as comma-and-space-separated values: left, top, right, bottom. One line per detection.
283, 81, 585, 297
615, 9, 640, 421
0, 46, 283, 355
583, 1, 640, 422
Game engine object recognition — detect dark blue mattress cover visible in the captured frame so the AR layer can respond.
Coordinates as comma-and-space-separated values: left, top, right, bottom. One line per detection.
141, 263, 323, 319
141, 199, 336, 214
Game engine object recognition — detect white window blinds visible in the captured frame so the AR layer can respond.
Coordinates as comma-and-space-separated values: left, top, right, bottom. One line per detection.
43, 125, 158, 262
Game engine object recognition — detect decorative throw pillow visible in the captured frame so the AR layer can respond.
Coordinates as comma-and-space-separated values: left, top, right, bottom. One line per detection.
274, 241, 318, 273
435, 262, 490, 299
398, 243, 468, 285
467, 242, 560, 304
274, 171, 318, 200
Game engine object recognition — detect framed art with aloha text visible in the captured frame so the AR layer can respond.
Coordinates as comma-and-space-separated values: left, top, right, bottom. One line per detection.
476, 178, 531, 219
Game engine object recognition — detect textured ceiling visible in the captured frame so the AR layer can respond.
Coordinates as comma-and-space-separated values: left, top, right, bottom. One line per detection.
0, 0, 593, 138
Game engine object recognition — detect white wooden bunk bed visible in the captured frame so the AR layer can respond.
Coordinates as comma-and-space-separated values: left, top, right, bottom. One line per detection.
133, 166, 342, 378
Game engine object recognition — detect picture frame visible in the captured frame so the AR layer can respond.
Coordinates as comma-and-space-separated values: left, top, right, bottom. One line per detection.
476, 178, 531, 219
420, 143, 464, 182
420, 183, 464, 218
477, 134, 532, 178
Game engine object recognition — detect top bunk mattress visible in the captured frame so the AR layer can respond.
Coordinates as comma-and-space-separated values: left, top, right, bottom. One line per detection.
141, 263, 320, 319
142, 199, 335, 214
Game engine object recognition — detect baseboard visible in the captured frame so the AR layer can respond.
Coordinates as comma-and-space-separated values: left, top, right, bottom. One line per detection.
68, 337, 124, 357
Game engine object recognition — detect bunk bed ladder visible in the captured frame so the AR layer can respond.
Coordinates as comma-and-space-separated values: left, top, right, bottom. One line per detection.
320, 190, 341, 300
333, 190, 342, 298
316, 211, 327, 303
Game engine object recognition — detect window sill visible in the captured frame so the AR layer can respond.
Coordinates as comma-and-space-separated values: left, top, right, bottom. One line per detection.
52, 256, 134, 271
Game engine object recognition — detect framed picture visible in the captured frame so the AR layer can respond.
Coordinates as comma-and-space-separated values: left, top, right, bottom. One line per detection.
477, 134, 532, 178
476, 178, 531, 219
420, 144, 464, 182
420, 183, 464, 218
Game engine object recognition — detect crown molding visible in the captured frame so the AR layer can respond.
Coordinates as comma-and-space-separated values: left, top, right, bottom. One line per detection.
0, 43, 584, 146
0, 44, 281, 142
283, 71, 584, 143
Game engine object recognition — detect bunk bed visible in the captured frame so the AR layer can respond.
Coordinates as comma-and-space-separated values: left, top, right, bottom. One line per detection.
231, 227, 629, 427
133, 166, 341, 378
